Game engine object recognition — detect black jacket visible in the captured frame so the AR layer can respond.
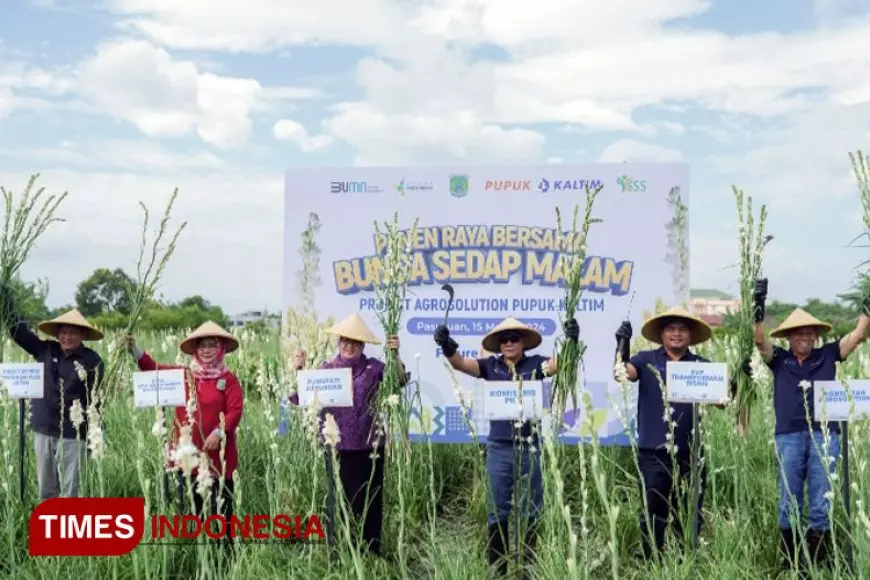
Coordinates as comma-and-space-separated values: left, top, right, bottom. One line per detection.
10, 322, 103, 439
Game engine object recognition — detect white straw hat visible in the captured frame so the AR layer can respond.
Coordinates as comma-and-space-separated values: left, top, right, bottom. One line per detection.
481, 317, 542, 352
38, 309, 103, 341
326, 313, 381, 344
179, 321, 240, 355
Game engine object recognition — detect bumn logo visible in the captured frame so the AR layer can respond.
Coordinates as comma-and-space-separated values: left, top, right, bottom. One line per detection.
330, 181, 382, 194
449, 174, 469, 198
616, 175, 646, 192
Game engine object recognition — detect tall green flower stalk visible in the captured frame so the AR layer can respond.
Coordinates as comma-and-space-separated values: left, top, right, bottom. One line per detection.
665, 186, 690, 308
551, 184, 603, 434
0, 174, 68, 355
846, 151, 870, 294
371, 213, 418, 436
733, 186, 768, 438
848, 150, 870, 242
0, 174, 67, 505
99, 189, 186, 402
370, 212, 418, 577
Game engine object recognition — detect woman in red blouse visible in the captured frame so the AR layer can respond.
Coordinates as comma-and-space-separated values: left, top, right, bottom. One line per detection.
125, 321, 244, 523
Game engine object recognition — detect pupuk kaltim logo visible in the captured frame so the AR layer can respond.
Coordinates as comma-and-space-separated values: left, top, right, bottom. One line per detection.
29, 497, 325, 556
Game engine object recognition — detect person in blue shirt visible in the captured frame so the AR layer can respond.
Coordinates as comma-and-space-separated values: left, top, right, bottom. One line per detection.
613, 306, 747, 559
434, 316, 578, 576
752, 278, 870, 570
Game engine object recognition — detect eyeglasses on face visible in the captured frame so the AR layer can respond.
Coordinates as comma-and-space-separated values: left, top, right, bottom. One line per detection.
498, 331, 523, 345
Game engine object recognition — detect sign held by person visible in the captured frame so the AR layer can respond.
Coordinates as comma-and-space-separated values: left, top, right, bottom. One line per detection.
0, 363, 44, 399
297, 368, 353, 408
665, 361, 729, 404
814, 379, 870, 422
133, 369, 186, 408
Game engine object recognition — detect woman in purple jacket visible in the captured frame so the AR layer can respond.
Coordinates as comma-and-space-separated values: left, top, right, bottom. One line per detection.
292, 313, 409, 557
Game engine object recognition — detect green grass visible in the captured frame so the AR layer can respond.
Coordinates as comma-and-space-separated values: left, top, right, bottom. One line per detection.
1, 326, 868, 579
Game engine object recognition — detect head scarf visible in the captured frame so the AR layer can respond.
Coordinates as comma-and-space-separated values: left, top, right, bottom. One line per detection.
190, 338, 228, 380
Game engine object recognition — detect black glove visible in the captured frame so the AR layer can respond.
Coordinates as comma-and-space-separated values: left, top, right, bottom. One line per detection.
0, 283, 19, 326
615, 321, 632, 363
753, 278, 768, 323
433, 324, 458, 358
729, 359, 753, 399
861, 293, 870, 317
564, 318, 579, 341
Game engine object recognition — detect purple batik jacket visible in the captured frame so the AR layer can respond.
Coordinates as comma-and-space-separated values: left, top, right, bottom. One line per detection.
290, 353, 409, 451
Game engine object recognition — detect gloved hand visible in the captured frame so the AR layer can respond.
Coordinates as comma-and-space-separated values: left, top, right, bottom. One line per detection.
753, 278, 768, 323
615, 321, 632, 363
0, 283, 19, 327
729, 358, 753, 399
615, 320, 632, 342
564, 318, 579, 341
433, 324, 458, 358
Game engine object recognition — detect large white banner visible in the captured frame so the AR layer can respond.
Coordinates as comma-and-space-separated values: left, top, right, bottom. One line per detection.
283, 164, 690, 446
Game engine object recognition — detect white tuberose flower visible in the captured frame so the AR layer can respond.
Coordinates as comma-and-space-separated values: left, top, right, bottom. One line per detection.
173, 424, 200, 475
322, 413, 341, 448
799, 380, 811, 391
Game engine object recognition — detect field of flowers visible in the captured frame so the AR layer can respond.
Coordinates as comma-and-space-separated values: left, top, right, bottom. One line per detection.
2, 155, 870, 579
1, 321, 869, 580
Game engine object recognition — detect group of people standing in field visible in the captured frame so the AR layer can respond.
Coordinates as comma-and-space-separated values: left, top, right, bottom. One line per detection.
0, 283, 245, 522
2, 272, 868, 575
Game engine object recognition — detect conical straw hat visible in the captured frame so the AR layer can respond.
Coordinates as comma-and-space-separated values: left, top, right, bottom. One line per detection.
641, 306, 712, 346
481, 317, 542, 353
326, 314, 381, 344
38, 309, 103, 341
770, 308, 831, 339
179, 321, 239, 355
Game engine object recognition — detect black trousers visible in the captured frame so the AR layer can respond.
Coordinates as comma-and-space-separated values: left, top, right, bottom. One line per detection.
637, 448, 705, 557
324, 447, 385, 556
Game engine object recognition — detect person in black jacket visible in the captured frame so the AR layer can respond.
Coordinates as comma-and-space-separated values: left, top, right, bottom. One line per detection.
1, 284, 104, 500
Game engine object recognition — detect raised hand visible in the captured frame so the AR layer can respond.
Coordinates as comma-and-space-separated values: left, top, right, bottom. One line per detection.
433, 324, 458, 357
293, 349, 306, 370
564, 318, 579, 341
753, 278, 768, 322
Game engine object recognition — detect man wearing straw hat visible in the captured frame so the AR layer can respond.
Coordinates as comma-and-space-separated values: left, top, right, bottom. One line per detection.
434, 315, 578, 576
613, 306, 745, 559
0, 291, 103, 500
752, 278, 870, 569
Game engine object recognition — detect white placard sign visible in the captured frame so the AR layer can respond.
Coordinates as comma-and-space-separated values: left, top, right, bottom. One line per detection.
483, 380, 545, 420
297, 368, 353, 408
133, 369, 186, 408
665, 361, 729, 404
0, 363, 44, 399
814, 380, 870, 422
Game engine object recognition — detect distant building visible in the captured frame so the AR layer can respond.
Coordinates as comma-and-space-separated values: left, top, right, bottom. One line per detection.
691, 289, 741, 327
229, 310, 280, 329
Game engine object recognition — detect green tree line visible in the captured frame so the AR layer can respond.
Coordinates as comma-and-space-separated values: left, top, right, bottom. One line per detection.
718, 275, 870, 338
9, 267, 232, 331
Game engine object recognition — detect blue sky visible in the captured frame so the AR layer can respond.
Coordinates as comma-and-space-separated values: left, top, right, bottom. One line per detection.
1, 0, 869, 315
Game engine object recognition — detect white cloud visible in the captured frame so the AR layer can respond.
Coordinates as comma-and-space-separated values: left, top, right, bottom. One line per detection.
0, 139, 223, 171
104, 0, 413, 52
599, 139, 684, 163
0, 167, 283, 314
72, 40, 260, 148
272, 119, 332, 152
0, 88, 13, 118
323, 102, 545, 165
